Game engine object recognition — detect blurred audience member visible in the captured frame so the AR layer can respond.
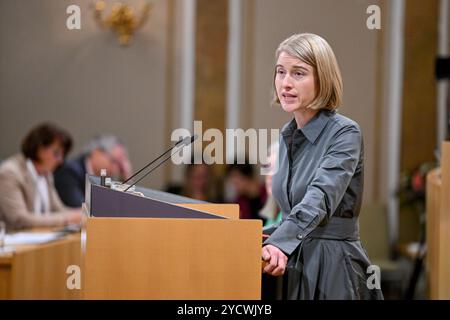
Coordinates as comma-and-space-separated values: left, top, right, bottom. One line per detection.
0, 123, 82, 230
259, 142, 283, 300
54, 134, 132, 207
259, 142, 282, 227
225, 161, 267, 220
167, 161, 218, 202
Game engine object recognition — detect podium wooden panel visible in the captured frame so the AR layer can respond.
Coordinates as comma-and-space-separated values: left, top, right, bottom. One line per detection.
0, 232, 81, 299
426, 141, 450, 299
83, 211, 262, 299
179, 203, 240, 219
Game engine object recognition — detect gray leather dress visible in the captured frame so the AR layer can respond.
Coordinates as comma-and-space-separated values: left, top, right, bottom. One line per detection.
264, 109, 384, 300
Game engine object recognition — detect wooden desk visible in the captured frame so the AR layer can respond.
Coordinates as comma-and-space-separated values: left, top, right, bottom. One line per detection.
0, 231, 81, 299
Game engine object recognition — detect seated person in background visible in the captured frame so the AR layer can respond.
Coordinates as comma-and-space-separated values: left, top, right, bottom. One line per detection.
225, 162, 267, 220
54, 134, 132, 207
259, 142, 282, 227
259, 142, 283, 300
166, 155, 219, 202
0, 123, 82, 231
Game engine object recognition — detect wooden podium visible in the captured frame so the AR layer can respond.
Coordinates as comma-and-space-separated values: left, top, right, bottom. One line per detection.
426, 141, 450, 299
82, 176, 262, 299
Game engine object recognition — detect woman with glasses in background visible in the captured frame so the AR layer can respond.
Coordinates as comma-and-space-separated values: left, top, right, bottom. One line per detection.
0, 123, 82, 231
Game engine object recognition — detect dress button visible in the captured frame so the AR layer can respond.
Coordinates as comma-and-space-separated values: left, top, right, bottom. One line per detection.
297, 234, 303, 240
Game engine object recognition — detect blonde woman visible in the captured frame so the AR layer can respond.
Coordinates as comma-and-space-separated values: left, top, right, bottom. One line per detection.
261, 33, 383, 300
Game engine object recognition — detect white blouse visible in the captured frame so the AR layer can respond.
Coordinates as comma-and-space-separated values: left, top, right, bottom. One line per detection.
26, 159, 50, 215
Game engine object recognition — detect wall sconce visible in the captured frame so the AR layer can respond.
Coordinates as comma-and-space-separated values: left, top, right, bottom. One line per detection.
93, 1, 151, 46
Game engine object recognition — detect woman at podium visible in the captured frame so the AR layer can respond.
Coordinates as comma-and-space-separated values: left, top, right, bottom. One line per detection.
261, 33, 383, 300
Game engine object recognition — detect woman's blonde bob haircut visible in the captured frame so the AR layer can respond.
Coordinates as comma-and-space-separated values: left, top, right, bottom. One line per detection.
272, 33, 343, 110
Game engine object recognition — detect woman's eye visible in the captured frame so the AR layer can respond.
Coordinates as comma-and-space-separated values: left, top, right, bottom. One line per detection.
294, 72, 304, 77
276, 69, 285, 75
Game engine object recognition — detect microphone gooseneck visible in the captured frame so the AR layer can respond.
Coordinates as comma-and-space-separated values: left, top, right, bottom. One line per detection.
123, 135, 197, 192
122, 137, 184, 185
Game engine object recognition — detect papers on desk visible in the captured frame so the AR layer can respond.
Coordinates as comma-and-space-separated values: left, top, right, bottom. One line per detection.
4, 231, 64, 246
0, 246, 15, 254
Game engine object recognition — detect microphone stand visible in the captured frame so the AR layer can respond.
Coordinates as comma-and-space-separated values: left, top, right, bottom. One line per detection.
122, 135, 197, 192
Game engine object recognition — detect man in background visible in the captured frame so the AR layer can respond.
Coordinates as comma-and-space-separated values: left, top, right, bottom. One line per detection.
54, 134, 132, 207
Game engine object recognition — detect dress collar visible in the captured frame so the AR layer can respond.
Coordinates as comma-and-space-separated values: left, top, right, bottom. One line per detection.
282, 109, 334, 144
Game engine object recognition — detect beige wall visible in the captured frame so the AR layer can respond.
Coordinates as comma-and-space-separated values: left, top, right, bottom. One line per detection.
242, 0, 382, 204
0, 0, 391, 202
0, 0, 169, 189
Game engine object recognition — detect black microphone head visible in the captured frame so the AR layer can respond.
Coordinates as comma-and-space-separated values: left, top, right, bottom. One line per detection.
175, 135, 198, 147
181, 135, 198, 146
175, 137, 191, 146
181, 136, 192, 146
175, 137, 185, 146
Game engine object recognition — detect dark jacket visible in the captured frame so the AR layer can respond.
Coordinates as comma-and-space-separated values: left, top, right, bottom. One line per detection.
264, 110, 383, 300
54, 154, 87, 208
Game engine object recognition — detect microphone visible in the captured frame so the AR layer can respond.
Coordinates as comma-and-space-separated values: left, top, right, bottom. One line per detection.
122, 135, 192, 185
122, 135, 198, 192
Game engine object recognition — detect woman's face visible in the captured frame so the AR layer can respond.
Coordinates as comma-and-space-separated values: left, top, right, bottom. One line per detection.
275, 51, 317, 113
36, 140, 65, 173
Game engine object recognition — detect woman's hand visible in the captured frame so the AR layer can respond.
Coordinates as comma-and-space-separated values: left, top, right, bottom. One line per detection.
64, 209, 83, 226
262, 244, 288, 276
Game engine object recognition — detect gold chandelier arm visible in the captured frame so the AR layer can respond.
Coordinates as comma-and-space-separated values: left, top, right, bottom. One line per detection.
93, 0, 109, 28
135, 3, 152, 30
92, 1, 152, 45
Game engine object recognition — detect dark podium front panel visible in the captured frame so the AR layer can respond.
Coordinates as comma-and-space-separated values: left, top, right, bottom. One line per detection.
85, 175, 225, 219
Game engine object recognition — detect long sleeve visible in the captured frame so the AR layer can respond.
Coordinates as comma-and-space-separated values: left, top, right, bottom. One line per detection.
0, 170, 67, 230
264, 124, 362, 255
